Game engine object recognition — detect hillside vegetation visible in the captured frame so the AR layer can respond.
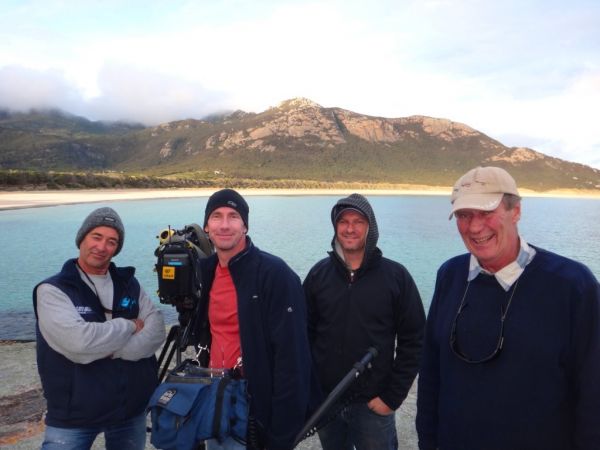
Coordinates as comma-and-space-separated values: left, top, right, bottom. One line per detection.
1, 99, 598, 192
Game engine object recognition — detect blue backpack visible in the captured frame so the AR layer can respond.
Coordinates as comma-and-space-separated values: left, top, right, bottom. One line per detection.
148, 371, 248, 450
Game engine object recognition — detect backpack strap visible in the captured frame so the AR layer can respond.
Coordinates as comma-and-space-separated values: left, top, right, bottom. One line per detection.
212, 377, 231, 441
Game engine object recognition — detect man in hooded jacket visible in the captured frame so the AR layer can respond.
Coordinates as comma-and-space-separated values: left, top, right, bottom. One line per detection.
303, 193, 426, 450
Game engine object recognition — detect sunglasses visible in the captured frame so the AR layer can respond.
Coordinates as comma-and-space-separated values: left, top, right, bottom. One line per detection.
449, 278, 520, 364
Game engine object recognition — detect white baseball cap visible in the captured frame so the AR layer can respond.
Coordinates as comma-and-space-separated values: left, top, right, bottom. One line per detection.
449, 166, 520, 219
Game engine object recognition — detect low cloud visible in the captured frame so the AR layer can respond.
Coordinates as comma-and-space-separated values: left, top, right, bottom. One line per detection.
82, 64, 232, 124
0, 64, 232, 125
0, 66, 83, 113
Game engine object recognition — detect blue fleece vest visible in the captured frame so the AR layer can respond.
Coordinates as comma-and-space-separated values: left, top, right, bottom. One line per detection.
33, 259, 159, 428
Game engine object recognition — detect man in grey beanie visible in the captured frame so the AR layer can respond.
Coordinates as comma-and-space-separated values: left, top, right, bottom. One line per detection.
75, 206, 126, 255
33, 206, 165, 450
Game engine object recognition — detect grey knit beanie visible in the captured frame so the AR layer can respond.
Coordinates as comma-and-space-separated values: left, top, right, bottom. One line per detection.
75, 207, 125, 255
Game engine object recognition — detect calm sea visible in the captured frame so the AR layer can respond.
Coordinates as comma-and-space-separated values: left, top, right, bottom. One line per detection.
1, 195, 599, 340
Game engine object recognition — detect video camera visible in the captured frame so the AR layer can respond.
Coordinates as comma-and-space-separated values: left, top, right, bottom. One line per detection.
155, 223, 213, 313
154, 224, 214, 380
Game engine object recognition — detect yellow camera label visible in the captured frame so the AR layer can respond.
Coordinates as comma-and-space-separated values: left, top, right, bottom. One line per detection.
162, 267, 176, 280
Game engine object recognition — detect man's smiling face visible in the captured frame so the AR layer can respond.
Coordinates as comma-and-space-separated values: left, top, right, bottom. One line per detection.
455, 201, 521, 273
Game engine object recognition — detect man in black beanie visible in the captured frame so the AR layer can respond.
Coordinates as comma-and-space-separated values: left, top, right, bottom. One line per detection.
196, 189, 316, 450
33, 206, 165, 450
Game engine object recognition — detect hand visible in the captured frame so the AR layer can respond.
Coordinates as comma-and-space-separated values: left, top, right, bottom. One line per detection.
367, 397, 394, 415
131, 318, 145, 334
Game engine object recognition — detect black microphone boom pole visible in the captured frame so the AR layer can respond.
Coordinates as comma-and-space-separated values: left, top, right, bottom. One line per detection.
293, 347, 379, 447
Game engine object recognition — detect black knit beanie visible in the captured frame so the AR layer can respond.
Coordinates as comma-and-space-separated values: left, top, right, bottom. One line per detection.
75, 207, 125, 255
204, 189, 249, 229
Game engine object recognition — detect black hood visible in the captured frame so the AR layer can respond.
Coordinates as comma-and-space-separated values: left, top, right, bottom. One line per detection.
330, 193, 379, 269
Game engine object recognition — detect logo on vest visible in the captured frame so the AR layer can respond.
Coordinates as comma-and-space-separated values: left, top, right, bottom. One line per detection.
119, 296, 138, 309
158, 388, 177, 406
75, 306, 94, 315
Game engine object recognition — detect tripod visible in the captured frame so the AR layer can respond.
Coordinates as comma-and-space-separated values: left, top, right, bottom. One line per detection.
156, 299, 204, 383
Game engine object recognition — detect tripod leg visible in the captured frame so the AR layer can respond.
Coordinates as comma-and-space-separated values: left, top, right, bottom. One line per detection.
157, 325, 181, 382
157, 326, 179, 368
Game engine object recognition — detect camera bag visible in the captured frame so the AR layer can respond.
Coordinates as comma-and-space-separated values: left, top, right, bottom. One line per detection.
148, 373, 248, 450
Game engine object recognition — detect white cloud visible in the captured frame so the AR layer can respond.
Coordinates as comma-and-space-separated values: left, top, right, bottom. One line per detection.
0, 0, 598, 168
463, 70, 600, 168
0, 66, 82, 112
85, 64, 231, 123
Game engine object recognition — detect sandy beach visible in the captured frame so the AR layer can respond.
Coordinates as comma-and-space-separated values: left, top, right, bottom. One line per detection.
1, 186, 598, 211
0, 187, 449, 210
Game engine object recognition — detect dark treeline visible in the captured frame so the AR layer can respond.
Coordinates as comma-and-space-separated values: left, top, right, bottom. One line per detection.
0, 170, 209, 189
0, 169, 402, 191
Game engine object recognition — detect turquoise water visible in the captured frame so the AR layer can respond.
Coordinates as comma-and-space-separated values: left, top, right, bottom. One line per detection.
1, 195, 599, 340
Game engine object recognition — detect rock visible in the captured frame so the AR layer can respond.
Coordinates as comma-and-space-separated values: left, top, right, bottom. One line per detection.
0, 388, 45, 446
0, 340, 45, 449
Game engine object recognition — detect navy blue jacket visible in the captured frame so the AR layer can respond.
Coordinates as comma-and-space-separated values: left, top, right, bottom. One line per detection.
196, 238, 315, 450
416, 247, 600, 450
33, 259, 158, 428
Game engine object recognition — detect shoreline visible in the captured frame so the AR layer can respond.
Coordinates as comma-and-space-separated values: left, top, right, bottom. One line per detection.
1, 186, 599, 211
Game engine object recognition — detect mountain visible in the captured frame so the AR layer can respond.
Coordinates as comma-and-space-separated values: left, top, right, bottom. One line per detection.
0, 109, 144, 170
1, 99, 599, 191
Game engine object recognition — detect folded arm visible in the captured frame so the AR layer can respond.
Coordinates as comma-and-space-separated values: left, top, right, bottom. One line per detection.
37, 283, 136, 364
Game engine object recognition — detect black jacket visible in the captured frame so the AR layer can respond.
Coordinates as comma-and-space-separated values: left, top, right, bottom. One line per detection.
196, 238, 316, 450
303, 194, 425, 410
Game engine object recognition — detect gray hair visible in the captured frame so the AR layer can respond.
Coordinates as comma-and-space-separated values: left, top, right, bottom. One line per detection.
502, 193, 522, 210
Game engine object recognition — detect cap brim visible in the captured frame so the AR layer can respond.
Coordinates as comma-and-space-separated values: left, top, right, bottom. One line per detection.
334, 207, 366, 223
448, 193, 503, 220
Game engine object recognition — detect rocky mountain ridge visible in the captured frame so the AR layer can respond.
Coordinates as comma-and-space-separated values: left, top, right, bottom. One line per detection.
1, 98, 598, 191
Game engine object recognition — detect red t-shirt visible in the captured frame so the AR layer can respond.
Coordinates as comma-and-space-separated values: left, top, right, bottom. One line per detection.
208, 264, 242, 369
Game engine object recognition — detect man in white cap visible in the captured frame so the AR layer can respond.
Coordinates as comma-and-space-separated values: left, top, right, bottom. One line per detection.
34, 207, 166, 450
416, 166, 600, 449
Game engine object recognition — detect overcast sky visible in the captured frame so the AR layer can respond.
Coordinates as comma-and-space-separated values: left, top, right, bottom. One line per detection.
1, 0, 599, 168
